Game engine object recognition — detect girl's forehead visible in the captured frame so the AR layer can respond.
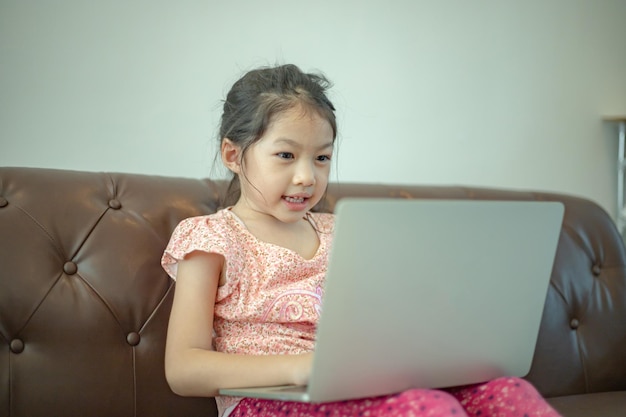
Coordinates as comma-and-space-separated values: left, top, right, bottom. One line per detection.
268, 104, 332, 133
255, 107, 334, 149
270, 112, 332, 135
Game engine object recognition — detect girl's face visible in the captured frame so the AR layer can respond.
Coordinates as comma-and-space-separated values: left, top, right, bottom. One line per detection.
223, 105, 334, 225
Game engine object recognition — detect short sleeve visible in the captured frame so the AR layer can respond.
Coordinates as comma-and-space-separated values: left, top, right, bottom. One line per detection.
161, 212, 239, 291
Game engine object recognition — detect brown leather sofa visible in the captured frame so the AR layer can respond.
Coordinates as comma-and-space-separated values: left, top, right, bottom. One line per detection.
1, 167, 625, 417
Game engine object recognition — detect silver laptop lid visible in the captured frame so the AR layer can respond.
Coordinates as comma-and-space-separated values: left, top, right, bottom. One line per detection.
306, 199, 563, 402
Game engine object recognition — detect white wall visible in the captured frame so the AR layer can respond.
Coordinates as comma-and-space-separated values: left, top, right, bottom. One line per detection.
1, 1, 625, 219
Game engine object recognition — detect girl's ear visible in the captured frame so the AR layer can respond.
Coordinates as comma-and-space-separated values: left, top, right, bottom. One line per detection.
221, 138, 242, 174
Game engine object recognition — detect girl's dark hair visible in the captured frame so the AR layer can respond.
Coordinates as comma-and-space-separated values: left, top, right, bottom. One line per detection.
218, 64, 337, 207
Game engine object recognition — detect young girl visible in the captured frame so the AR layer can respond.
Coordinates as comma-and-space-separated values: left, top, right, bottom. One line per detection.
161, 64, 561, 417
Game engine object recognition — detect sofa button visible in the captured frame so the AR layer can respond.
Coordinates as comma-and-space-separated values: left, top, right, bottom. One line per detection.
63, 261, 78, 275
126, 332, 141, 346
10, 339, 24, 353
0, 197, 7, 208
108, 199, 122, 209
569, 318, 580, 329
591, 264, 601, 276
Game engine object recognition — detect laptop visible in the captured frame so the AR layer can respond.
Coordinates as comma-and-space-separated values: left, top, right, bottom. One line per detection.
219, 198, 564, 403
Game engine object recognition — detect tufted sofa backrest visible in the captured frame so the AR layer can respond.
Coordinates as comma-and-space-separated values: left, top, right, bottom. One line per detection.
1, 167, 626, 417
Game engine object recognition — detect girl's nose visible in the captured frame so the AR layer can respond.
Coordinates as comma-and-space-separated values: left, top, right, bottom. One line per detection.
293, 161, 316, 187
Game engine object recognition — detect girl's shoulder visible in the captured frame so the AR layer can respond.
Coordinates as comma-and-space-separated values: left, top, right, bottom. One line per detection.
171, 209, 234, 238
164, 210, 236, 251
162, 209, 242, 280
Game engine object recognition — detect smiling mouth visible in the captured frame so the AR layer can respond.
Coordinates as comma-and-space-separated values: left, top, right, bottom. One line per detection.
284, 196, 307, 204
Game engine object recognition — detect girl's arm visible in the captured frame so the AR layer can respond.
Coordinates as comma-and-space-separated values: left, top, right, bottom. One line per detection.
164, 250, 312, 397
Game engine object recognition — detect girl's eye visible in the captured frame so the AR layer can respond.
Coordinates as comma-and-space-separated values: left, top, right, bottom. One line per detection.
317, 155, 331, 162
277, 152, 294, 159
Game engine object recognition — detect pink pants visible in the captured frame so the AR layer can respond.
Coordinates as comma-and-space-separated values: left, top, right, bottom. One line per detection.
230, 377, 561, 417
